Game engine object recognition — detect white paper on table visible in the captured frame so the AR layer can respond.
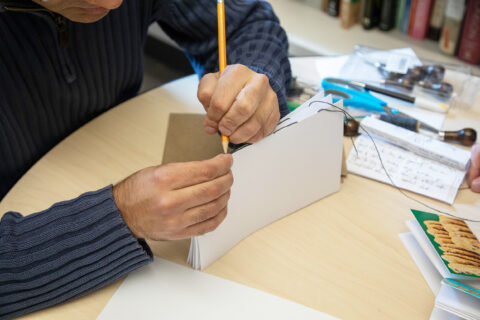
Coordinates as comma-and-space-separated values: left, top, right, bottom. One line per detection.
189, 92, 344, 270
399, 232, 443, 295
97, 258, 340, 320
360, 116, 471, 171
347, 135, 465, 204
289, 55, 349, 85
435, 283, 480, 320
340, 48, 423, 83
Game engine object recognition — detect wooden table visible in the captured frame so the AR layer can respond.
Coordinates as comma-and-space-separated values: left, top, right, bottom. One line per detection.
1, 75, 479, 320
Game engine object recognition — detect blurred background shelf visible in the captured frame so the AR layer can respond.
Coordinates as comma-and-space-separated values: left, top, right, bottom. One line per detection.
142, 0, 479, 91
267, 0, 480, 74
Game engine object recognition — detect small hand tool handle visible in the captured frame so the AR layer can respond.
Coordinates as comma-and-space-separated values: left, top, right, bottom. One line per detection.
442, 128, 477, 146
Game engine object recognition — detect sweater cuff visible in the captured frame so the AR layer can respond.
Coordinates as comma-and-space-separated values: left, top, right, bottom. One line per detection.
248, 64, 290, 118
0, 185, 153, 319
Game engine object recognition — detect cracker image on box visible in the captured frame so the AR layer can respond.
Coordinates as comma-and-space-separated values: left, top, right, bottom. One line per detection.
413, 210, 480, 278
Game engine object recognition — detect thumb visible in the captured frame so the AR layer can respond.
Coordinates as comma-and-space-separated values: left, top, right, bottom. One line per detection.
471, 177, 480, 193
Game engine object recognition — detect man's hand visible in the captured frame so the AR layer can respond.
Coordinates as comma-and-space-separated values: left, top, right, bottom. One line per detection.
113, 154, 233, 240
468, 144, 480, 193
197, 64, 280, 144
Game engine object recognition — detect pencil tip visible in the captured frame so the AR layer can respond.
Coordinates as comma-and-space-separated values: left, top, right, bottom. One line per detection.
222, 140, 229, 154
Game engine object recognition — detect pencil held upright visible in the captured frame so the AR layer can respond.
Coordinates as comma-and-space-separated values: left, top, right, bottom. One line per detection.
217, 0, 227, 73
217, 0, 229, 153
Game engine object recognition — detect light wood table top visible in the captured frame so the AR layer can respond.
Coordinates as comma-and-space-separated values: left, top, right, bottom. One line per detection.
1, 75, 479, 320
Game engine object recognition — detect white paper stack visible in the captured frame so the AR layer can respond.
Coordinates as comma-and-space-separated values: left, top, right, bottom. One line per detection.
347, 116, 470, 204
435, 284, 480, 320
188, 93, 344, 270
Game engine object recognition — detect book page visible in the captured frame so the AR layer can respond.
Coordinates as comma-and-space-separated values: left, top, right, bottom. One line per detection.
97, 258, 339, 320
406, 220, 453, 279
443, 279, 480, 300
430, 306, 463, 320
399, 232, 443, 295
435, 284, 480, 319
360, 116, 471, 171
347, 135, 465, 204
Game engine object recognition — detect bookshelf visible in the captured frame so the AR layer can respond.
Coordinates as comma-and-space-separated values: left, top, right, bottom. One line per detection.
146, 0, 479, 75
269, 0, 480, 75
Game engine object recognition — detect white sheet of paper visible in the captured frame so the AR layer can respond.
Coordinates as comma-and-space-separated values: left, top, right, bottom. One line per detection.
399, 232, 443, 295
97, 258, 339, 320
189, 93, 344, 269
435, 283, 480, 320
360, 116, 470, 171
347, 135, 465, 204
289, 55, 348, 85
339, 48, 422, 83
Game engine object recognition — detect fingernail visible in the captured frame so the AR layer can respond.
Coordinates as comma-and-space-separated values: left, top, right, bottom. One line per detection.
219, 126, 231, 136
472, 179, 480, 192
219, 153, 233, 165
205, 126, 217, 134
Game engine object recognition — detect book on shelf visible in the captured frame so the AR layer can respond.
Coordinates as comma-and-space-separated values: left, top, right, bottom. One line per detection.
322, 0, 329, 12
327, 0, 340, 16
406, 0, 418, 35
401, 0, 412, 33
439, 0, 466, 55
427, 0, 447, 41
395, 0, 407, 31
401, 209, 480, 319
409, 0, 433, 40
361, 0, 381, 29
379, 0, 397, 31
340, 0, 361, 29
457, 0, 480, 65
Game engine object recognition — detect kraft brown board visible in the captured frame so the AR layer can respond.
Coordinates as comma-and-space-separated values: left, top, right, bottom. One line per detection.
162, 113, 347, 177
162, 113, 224, 164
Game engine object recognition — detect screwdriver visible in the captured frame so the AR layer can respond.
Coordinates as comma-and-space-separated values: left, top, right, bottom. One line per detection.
343, 115, 477, 146
348, 80, 449, 113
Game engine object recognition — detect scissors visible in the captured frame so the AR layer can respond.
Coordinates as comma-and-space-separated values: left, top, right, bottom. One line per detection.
321, 77, 438, 132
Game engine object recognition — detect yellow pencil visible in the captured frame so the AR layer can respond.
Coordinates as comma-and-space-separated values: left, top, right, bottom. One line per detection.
217, 0, 229, 154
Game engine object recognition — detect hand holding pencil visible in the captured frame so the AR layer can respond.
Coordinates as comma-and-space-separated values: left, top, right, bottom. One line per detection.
197, 0, 281, 150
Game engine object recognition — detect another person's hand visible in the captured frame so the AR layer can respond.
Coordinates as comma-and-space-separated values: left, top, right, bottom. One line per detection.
113, 154, 233, 240
198, 64, 280, 144
468, 144, 480, 193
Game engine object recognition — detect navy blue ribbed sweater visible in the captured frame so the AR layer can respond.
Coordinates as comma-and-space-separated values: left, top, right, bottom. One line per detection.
0, 0, 290, 318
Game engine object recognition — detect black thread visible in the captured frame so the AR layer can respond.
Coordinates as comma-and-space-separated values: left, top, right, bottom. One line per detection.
307, 99, 480, 223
